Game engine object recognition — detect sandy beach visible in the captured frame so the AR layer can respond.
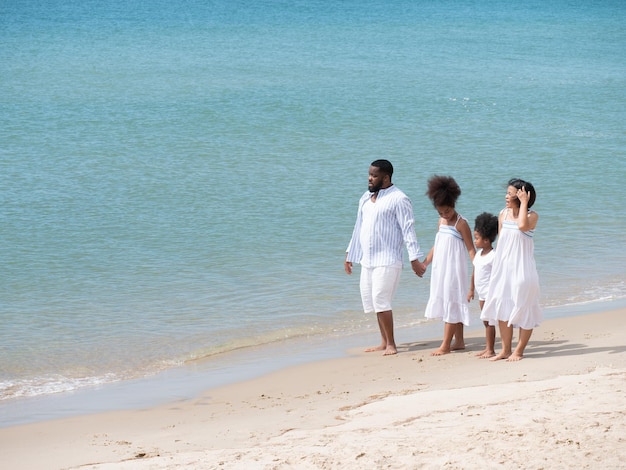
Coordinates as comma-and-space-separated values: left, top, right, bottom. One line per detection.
1, 306, 625, 470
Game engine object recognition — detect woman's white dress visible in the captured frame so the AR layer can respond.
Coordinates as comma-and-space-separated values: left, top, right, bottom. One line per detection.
424, 215, 471, 326
480, 209, 542, 329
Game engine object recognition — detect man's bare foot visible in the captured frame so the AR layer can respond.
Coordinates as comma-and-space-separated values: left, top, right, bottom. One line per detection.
451, 341, 465, 351
507, 353, 524, 362
490, 351, 511, 361
383, 345, 397, 356
477, 350, 496, 359
364, 345, 386, 353
430, 347, 450, 356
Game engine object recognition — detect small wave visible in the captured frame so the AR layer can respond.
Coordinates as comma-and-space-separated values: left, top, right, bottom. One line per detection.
0, 356, 186, 402
0, 373, 120, 401
182, 324, 334, 364
539, 278, 625, 309
551, 295, 626, 309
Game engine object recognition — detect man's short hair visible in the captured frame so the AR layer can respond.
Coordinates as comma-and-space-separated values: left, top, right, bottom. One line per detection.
371, 159, 393, 177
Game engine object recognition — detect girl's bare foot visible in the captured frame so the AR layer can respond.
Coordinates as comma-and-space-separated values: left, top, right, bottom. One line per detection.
490, 351, 511, 361
477, 350, 496, 359
451, 341, 465, 351
383, 345, 397, 356
507, 352, 524, 362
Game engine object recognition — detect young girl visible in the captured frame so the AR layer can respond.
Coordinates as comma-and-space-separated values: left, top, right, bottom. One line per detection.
480, 178, 542, 361
467, 212, 498, 358
424, 175, 476, 356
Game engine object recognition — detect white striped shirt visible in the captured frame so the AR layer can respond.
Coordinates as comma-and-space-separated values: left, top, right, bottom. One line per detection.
346, 185, 423, 267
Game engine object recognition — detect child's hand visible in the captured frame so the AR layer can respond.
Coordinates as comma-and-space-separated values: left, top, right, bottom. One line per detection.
467, 290, 474, 302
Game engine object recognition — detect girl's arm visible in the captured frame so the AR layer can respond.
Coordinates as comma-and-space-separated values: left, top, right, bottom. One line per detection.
458, 218, 476, 261
467, 268, 475, 302
423, 246, 435, 267
423, 218, 441, 267
458, 218, 476, 301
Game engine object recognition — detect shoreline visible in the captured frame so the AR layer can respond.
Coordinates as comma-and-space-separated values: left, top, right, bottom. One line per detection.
1, 300, 625, 469
0, 298, 624, 429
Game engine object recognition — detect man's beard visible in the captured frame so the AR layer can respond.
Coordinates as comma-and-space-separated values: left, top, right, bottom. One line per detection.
368, 182, 383, 192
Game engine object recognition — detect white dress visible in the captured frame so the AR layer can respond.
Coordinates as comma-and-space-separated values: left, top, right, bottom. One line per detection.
424, 215, 471, 326
473, 248, 495, 301
480, 209, 542, 329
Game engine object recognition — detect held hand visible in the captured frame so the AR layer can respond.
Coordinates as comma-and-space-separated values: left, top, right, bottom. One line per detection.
467, 291, 474, 302
411, 259, 426, 278
344, 261, 353, 275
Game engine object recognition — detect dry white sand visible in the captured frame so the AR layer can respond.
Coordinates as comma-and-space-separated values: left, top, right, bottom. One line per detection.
1, 307, 625, 469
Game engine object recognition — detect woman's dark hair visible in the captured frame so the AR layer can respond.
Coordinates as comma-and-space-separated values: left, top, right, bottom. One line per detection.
508, 178, 536, 208
474, 212, 498, 242
426, 175, 461, 208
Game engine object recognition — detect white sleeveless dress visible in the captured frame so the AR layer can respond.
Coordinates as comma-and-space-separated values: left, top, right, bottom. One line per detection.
424, 215, 471, 326
480, 209, 542, 329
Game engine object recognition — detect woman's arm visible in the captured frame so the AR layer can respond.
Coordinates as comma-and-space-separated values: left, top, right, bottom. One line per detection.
516, 187, 538, 231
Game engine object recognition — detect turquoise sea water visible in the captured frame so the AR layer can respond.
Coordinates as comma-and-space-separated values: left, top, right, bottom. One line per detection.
1, 0, 625, 420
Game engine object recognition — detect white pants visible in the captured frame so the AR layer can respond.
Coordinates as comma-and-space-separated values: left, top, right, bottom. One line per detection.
359, 263, 402, 314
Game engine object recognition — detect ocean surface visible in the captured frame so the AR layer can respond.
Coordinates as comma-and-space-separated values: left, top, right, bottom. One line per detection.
1, 0, 625, 424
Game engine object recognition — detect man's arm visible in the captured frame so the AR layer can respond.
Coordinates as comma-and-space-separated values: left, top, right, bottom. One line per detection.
396, 195, 424, 261
345, 193, 367, 268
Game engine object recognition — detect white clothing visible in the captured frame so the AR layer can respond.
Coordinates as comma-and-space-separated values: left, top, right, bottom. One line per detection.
346, 185, 423, 267
480, 210, 542, 329
473, 248, 495, 301
359, 263, 402, 313
424, 215, 471, 326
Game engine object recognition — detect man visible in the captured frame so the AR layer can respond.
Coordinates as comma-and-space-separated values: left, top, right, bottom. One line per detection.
345, 159, 426, 355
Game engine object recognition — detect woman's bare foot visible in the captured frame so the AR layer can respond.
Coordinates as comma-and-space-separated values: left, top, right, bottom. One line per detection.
430, 347, 451, 356
383, 345, 398, 356
490, 351, 511, 361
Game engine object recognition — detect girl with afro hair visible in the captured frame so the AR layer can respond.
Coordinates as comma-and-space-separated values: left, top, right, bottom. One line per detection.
423, 175, 476, 355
